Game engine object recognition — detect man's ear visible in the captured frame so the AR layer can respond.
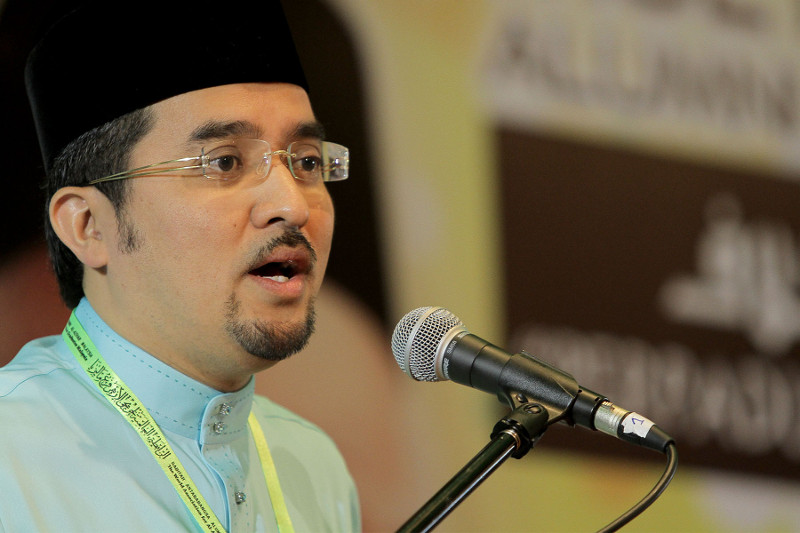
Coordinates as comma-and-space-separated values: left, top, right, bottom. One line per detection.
49, 187, 113, 269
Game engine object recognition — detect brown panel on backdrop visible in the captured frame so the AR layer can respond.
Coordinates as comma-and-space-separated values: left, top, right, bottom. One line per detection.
500, 127, 800, 480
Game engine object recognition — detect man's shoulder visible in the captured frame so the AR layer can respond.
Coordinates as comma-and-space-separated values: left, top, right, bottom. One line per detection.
0, 334, 100, 459
251, 393, 361, 530
250, 393, 348, 465
0, 335, 76, 398
251, 393, 328, 434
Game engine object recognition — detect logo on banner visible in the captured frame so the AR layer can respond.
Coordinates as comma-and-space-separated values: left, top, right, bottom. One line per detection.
660, 193, 800, 356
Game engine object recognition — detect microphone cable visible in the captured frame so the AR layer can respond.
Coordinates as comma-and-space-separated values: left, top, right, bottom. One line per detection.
597, 442, 678, 533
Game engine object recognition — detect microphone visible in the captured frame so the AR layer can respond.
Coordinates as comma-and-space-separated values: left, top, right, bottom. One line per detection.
391, 306, 674, 453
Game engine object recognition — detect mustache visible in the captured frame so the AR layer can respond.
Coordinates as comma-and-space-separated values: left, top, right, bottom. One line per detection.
245, 230, 318, 273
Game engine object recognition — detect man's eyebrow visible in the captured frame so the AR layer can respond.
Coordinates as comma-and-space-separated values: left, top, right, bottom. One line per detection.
290, 121, 326, 141
186, 119, 326, 145
187, 120, 263, 143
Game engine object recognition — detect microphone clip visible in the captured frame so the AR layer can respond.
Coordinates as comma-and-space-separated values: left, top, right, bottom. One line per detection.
491, 401, 550, 459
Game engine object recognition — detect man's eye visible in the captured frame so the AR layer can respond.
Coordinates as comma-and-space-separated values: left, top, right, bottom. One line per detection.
297, 156, 321, 172
213, 155, 240, 172
203, 146, 247, 180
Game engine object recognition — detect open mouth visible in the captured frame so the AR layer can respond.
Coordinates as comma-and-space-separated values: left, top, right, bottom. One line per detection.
250, 260, 301, 283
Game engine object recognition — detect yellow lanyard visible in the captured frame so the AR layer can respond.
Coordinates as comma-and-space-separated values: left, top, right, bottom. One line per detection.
62, 312, 295, 533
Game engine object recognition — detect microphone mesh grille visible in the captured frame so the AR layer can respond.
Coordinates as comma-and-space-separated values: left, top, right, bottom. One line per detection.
391, 306, 464, 382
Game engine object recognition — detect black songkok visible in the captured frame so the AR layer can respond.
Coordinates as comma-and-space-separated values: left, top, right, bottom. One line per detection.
25, 0, 308, 172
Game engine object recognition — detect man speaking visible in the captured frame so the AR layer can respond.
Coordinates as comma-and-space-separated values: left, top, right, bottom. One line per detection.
0, 0, 360, 531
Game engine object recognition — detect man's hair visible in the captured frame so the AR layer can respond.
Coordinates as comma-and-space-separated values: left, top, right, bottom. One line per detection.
45, 107, 154, 309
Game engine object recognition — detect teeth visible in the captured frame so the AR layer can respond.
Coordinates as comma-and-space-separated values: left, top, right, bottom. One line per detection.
266, 275, 290, 283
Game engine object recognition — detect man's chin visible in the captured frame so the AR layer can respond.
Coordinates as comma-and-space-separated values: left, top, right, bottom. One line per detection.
240, 319, 315, 361
224, 295, 317, 361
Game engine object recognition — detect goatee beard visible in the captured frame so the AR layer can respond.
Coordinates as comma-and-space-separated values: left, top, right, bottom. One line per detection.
224, 294, 316, 361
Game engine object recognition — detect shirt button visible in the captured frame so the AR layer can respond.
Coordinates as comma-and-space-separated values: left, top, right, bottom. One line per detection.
218, 403, 232, 416
213, 422, 225, 434
235, 491, 247, 504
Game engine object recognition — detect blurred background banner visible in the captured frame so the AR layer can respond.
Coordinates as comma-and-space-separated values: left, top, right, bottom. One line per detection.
4, 0, 800, 531
483, 0, 800, 481
482, 0, 800, 176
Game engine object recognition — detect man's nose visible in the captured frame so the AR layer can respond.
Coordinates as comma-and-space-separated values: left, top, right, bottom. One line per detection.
249, 159, 312, 230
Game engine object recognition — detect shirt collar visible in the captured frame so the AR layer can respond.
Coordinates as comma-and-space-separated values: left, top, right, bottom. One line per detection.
73, 298, 254, 444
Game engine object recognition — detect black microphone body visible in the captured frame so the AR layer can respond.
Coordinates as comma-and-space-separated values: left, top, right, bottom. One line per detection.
446, 332, 581, 416
393, 307, 674, 453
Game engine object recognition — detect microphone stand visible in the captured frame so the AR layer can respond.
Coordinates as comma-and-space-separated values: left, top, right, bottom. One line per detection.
396, 402, 550, 533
